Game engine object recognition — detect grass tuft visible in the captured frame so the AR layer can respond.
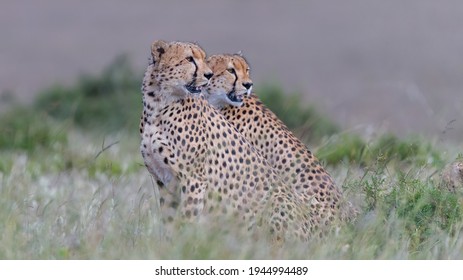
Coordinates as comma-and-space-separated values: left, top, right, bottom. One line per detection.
317, 133, 444, 168
0, 107, 67, 152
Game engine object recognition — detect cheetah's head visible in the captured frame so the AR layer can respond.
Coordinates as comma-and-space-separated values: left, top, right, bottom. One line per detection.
205, 54, 253, 109
142, 40, 213, 100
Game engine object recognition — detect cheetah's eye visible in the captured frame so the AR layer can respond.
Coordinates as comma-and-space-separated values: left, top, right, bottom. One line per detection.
186, 56, 194, 62
227, 68, 235, 74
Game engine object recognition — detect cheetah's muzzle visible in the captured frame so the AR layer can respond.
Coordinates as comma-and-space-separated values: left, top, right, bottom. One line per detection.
227, 90, 244, 103
186, 81, 204, 94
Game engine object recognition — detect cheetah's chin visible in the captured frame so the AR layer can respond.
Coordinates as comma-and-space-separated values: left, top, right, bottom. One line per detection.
227, 91, 244, 103
185, 84, 203, 94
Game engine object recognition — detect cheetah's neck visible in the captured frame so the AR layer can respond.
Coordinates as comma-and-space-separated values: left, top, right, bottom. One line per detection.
141, 64, 187, 118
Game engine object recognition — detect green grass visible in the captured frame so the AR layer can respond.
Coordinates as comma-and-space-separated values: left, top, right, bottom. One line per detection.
34, 55, 142, 133
316, 133, 444, 168
0, 107, 67, 153
0, 58, 462, 259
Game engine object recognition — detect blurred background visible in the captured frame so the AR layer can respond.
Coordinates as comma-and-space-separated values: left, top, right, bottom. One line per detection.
1, 0, 462, 143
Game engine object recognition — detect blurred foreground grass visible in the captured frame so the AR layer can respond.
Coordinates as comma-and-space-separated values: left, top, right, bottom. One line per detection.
0, 57, 462, 259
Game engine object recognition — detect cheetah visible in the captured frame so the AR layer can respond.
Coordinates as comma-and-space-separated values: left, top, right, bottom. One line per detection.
440, 161, 463, 193
140, 40, 314, 242
205, 54, 355, 227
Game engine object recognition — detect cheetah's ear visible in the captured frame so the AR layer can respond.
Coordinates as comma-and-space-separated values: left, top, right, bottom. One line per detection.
151, 40, 168, 63
206, 55, 224, 72
206, 55, 216, 65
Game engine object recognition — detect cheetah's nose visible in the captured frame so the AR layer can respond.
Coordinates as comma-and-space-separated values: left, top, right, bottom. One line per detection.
204, 72, 213, 80
243, 82, 253, 90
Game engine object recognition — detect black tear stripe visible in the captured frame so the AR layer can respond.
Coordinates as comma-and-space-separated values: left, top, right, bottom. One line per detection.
191, 58, 198, 79
186, 53, 199, 88
231, 71, 238, 93
148, 55, 155, 66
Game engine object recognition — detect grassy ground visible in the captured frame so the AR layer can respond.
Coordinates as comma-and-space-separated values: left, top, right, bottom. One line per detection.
1, 58, 462, 259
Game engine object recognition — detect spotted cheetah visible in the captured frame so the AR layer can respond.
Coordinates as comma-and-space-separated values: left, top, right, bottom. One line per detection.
440, 161, 463, 193
140, 40, 314, 242
205, 54, 355, 227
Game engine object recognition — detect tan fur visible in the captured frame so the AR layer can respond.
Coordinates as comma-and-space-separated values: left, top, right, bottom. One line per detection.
205, 54, 356, 231
140, 41, 314, 243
